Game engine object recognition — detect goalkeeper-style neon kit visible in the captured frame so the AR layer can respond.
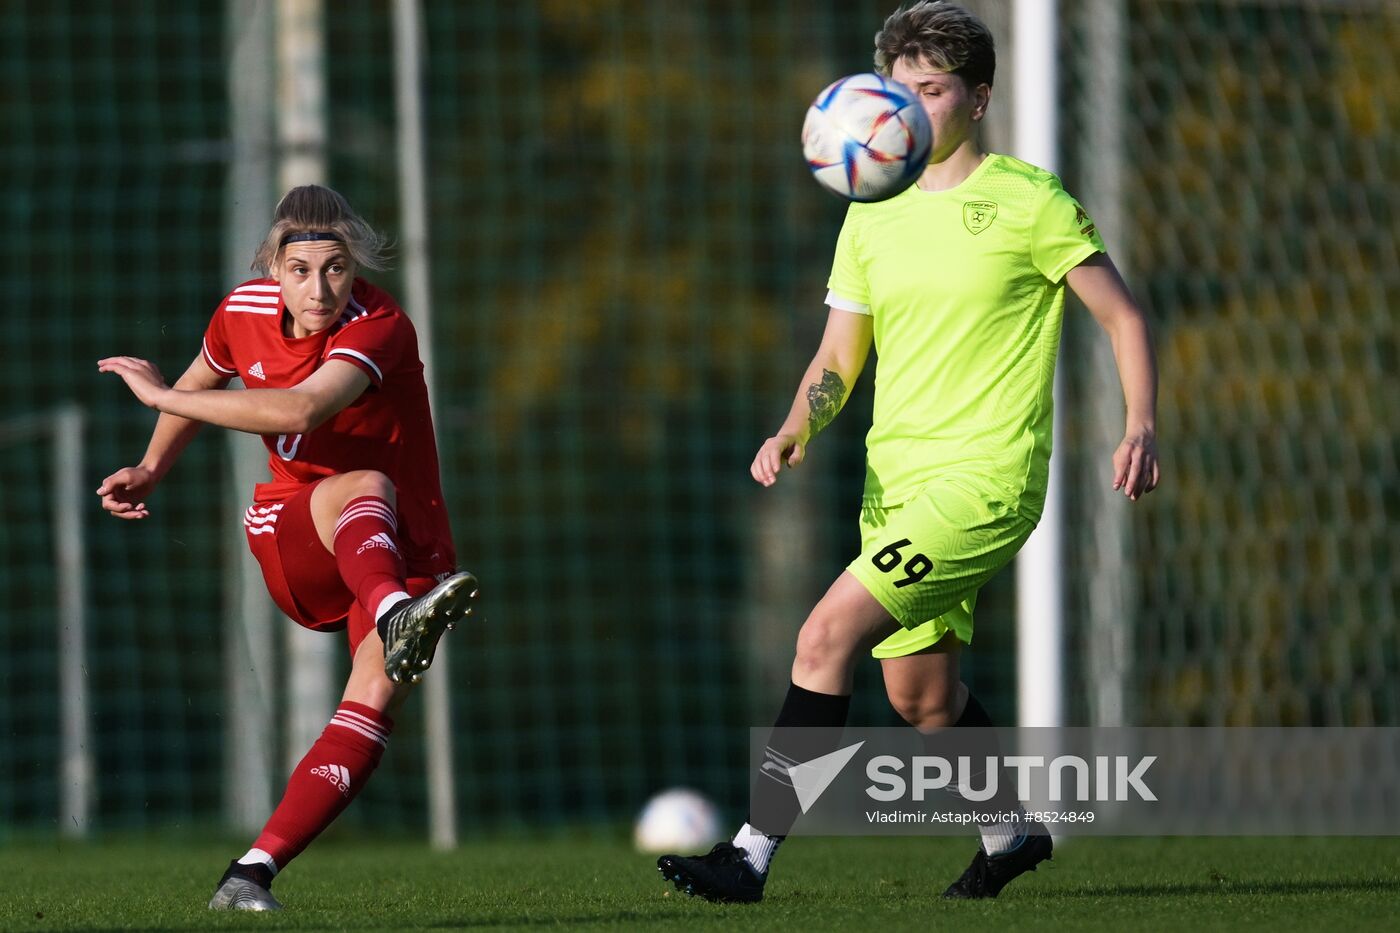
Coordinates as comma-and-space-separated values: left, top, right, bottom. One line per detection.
824, 153, 1105, 656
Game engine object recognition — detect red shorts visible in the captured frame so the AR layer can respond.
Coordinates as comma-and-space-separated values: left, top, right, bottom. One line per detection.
244, 479, 435, 655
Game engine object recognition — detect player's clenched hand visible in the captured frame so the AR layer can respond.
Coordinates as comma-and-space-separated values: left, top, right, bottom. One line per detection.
751, 433, 807, 487
1112, 430, 1159, 502
97, 465, 155, 520
97, 356, 170, 410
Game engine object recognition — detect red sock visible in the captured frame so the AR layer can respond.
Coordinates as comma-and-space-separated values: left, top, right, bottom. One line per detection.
252, 702, 393, 871
333, 496, 407, 617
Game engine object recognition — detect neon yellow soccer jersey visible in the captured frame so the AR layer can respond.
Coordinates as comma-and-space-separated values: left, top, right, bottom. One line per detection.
826, 153, 1104, 519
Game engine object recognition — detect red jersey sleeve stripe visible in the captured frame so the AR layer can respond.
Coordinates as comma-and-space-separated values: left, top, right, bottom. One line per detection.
202, 338, 237, 375
327, 347, 383, 383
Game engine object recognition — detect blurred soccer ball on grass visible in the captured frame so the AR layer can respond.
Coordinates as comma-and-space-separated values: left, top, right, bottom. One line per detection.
632, 788, 722, 854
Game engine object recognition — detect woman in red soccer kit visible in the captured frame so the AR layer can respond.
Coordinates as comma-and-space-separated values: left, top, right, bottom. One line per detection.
97, 185, 477, 911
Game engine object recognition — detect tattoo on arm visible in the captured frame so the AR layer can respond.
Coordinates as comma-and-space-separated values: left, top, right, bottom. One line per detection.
806, 368, 847, 437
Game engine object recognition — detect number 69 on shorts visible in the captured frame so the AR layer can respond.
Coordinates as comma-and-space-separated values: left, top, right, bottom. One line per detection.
871, 538, 933, 588
845, 481, 1037, 654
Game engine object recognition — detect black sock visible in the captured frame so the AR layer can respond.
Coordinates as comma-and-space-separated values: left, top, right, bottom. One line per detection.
748, 682, 851, 837
955, 691, 994, 728
220, 859, 275, 890
922, 692, 1023, 826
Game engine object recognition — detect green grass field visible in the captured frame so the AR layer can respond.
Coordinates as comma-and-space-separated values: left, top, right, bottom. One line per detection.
2, 834, 1398, 931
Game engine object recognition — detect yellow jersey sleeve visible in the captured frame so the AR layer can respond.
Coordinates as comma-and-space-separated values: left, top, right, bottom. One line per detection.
1031, 182, 1106, 283
826, 205, 871, 307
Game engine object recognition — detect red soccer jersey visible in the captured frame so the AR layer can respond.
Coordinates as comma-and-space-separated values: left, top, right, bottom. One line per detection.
202, 277, 456, 576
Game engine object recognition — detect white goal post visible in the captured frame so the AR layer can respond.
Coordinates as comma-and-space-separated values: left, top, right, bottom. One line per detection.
392, 0, 459, 850
1013, 0, 1066, 729
223, 0, 457, 846
0, 405, 91, 837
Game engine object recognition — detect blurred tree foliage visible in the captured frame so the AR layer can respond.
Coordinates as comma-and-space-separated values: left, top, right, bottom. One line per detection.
1062, 2, 1398, 725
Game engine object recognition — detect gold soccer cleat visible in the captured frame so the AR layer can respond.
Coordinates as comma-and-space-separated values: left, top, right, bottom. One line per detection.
381, 571, 479, 684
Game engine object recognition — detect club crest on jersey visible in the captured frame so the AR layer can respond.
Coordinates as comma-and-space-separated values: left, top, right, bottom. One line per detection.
963, 201, 997, 235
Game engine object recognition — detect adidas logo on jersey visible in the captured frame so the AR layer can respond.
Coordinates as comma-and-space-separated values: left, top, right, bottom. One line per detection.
356, 532, 400, 556
310, 763, 351, 795
247, 361, 266, 381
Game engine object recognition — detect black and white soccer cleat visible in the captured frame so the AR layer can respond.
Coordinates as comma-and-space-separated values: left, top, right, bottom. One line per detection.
657, 842, 766, 904
381, 571, 479, 684
942, 831, 1053, 899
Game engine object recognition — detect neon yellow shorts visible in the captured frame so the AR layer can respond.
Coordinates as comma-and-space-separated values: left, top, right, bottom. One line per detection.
846, 477, 1035, 659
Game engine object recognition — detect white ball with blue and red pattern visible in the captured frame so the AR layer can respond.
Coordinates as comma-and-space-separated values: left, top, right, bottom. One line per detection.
801, 72, 932, 203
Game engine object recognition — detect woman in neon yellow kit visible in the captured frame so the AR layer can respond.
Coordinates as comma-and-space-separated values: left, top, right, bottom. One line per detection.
659, 0, 1159, 904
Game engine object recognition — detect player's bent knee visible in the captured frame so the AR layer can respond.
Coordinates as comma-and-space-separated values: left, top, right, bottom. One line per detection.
793, 614, 857, 675
342, 469, 395, 503
888, 690, 958, 730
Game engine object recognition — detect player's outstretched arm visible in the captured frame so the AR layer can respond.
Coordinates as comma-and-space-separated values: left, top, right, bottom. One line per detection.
752, 307, 873, 487
1066, 252, 1160, 501
98, 356, 370, 437
97, 353, 230, 519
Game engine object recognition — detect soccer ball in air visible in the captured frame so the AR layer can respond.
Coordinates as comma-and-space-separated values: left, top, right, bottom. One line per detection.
633, 788, 722, 854
801, 72, 932, 202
